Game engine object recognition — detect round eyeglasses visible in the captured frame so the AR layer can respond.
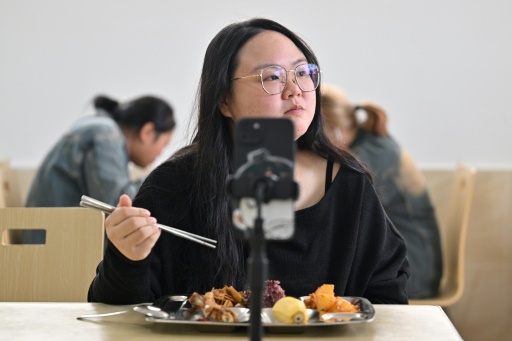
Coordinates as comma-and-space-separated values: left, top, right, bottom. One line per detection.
231, 63, 321, 95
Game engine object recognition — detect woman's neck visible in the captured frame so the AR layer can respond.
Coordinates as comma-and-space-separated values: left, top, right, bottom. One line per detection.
293, 150, 328, 210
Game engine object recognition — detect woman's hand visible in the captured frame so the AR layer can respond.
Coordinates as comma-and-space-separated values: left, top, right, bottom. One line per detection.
105, 194, 161, 261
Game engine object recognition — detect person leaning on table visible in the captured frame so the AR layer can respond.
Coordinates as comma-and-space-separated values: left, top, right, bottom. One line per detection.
26, 94, 175, 208
321, 84, 442, 299
88, 18, 410, 305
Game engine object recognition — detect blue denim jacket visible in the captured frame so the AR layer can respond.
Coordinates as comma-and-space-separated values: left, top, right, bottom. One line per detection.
26, 113, 143, 208
351, 129, 443, 299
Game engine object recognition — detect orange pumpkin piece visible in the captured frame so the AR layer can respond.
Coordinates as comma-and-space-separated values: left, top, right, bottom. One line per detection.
315, 284, 335, 295
305, 284, 360, 314
313, 293, 336, 311
326, 296, 360, 313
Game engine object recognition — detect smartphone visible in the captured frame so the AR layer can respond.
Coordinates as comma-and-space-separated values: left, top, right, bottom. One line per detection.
230, 117, 297, 240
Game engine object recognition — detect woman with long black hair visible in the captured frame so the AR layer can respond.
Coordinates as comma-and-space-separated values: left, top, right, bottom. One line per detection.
89, 18, 409, 305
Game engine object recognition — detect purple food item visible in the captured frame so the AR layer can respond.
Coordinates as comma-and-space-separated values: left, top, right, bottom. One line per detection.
244, 279, 286, 308
262, 280, 286, 308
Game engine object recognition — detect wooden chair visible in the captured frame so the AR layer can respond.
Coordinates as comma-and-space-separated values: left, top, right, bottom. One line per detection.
0, 171, 6, 208
0, 165, 36, 207
0, 207, 104, 302
0, 160, 9, 208
409, 163, 476, 307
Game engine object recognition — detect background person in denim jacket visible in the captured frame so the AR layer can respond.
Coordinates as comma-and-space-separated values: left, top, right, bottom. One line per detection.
321, 84, 442, 298
26, 95, 175, 208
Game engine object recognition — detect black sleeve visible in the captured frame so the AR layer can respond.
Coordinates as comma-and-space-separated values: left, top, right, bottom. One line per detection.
87, 173, 159, 304
364, 216, 410, 304
87, 243, 153, 304
87, 157, 192, 304
350, 176, 410, 304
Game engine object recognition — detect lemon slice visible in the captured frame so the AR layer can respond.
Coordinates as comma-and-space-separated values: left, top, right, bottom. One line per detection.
271, 297, 308, 324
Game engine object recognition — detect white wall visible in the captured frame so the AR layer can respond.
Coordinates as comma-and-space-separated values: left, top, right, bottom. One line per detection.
1, 0, 511, 169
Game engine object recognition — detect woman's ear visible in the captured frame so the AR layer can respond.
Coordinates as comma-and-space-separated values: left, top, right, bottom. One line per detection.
218, 96, 233, 118
139, 122, 156, 143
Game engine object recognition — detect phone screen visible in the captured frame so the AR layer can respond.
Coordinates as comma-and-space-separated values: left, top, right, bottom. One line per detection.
230, 117, 296, 240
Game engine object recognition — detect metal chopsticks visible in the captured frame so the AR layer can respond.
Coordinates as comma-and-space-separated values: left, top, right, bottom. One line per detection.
80, 195, 217, 249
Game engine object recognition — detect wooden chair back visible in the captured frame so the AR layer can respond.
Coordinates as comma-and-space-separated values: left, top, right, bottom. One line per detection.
0, 207, 104, 302
0, 160, 9, 208
0, 165, 36, 207
17, 168, 36, 206
410, 163, 476, 306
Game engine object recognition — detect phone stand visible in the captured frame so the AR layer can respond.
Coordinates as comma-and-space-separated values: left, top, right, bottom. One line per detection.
227, 148, 298, 341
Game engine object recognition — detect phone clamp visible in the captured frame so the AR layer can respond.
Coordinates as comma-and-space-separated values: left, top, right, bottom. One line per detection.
227, 148, 298, 341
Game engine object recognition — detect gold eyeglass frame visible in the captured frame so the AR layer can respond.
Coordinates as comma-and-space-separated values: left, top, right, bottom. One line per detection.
231, 63, 321, 95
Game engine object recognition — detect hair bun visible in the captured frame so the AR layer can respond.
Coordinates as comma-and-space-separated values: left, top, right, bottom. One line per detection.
93, 95, 119, 114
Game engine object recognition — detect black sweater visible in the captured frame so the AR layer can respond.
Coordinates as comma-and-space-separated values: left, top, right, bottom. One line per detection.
89, 151, 409, 304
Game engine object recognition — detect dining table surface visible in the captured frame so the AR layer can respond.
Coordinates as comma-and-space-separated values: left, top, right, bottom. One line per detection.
0, 302, 462, 340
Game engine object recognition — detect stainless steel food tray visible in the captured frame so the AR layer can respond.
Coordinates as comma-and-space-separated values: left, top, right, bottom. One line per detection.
145, 296, 375, 333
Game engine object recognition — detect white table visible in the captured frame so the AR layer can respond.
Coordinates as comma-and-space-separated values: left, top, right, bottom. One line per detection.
0, 303, 462, 340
